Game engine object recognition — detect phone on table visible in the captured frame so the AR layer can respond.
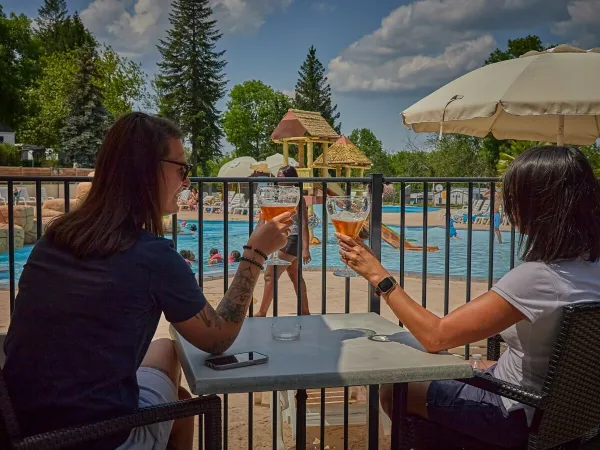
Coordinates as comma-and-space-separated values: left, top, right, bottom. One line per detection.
204, 351, 268, 371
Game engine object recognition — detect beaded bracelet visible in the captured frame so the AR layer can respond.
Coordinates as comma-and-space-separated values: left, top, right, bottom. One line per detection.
243, 245, 268, 261
239, 256, 264, 270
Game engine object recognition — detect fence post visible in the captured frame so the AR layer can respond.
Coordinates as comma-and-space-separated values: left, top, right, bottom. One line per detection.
369, 173, 383, 315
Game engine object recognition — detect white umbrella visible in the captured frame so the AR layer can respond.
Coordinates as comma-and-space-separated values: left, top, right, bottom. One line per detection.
251, 154, 299, 176
401, 45, 600, 146
217, 156, 257, 177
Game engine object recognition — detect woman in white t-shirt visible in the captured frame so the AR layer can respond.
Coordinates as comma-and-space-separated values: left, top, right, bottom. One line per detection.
336, 145, 600, 448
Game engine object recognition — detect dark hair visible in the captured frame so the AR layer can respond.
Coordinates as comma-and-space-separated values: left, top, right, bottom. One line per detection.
279, 165, 298, 178
46, 112, 183, 257
209, 248, 219, 256
230, 250, 241, 262
179, 249, 190, 259
503, 145, 600, 263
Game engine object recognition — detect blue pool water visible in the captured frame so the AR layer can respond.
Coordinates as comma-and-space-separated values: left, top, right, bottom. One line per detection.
382, 205, 440, 213
0, 215, 519, 287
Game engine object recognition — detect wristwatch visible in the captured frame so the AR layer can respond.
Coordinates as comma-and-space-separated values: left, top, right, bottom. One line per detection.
375, 276, 398, 297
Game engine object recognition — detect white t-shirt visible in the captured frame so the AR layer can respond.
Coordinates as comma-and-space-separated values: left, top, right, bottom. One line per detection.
491, 259, 600, 423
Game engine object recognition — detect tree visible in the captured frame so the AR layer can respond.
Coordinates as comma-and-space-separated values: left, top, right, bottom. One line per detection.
389, 151, 433, 177
222, 80, 291, 160
37, 1, 95, 55
60, 46, 112, 167
0, 7, 42, 129
95, 46, 149, 117
481, 35, 548, 174
294, 46, 341, 133
156, 0, 227, 176
428, 135, 489, 177
19, 50, 79, 148
348, 128, 390, 175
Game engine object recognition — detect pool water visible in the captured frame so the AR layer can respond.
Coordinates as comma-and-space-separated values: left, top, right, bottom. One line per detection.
0, 215, 519, 287
382, 205, 440, 213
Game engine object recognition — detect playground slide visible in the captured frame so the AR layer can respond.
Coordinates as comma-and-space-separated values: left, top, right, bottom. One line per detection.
313, 181, 345, 197
363, 223, 439, 252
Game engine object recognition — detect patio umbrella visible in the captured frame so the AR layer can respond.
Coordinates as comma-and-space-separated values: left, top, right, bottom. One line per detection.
252, 154, 299, 176
217, 156, 257, 177
401, 45, 600, 145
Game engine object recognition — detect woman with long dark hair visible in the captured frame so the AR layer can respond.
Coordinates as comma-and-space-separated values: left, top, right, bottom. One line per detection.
255, 165, 312, 316
336, 146, 600, 448
3, 112, 292, 450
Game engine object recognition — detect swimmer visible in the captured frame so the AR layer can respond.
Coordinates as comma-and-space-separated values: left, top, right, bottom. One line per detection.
228, 250, 241, 263
190, 224, 197, 232
208, 248, 223, 265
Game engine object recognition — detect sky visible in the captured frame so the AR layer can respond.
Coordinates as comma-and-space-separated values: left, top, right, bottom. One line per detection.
3, 0, 600, 154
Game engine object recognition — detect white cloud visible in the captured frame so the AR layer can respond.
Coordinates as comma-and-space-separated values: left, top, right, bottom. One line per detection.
81, 0, 293, 59
281, 89, 295, 98
552, 0, 600, 48
326, 0, 579, 93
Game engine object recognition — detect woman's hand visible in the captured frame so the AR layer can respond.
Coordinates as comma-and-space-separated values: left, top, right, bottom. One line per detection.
335, 233, 388, 285
247, 212, 292, 257
302, 247, 311, 265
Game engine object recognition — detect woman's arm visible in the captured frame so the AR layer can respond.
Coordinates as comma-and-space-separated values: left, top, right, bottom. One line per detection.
173, 212, 292, 355
336, 233, 525, 353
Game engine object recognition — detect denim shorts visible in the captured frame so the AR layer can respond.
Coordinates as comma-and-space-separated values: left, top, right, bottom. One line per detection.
426, 366, 528, 448
116, 367, 178, 450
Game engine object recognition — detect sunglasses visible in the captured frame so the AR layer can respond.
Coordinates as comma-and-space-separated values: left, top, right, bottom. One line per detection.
162, 159, 193, 181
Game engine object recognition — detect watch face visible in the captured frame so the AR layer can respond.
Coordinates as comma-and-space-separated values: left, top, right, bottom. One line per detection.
379, 277, 395, 293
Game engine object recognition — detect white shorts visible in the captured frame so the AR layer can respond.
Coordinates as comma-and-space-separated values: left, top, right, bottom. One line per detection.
116, 367, 178, 450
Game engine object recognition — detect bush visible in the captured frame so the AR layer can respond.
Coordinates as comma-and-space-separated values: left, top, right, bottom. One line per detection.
0, 143, 22, 166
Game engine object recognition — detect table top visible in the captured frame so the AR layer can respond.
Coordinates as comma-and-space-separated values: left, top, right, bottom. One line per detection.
171, 313, 473, 395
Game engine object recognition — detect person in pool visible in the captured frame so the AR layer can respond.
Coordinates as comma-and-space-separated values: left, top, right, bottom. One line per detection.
208, 248, 223, 265
449, 217, 460, 239
2, 112, 292, 450
229, 250, 241, 263
335, 145, 600, 449
256, 165, 312, 316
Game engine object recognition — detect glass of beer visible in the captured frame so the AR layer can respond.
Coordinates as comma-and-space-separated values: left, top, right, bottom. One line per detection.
327, 195, 371, 277
256, 185, 300, 266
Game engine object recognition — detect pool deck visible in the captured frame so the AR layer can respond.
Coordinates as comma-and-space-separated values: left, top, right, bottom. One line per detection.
178, 209, 512, 232
0, 271, 492, 449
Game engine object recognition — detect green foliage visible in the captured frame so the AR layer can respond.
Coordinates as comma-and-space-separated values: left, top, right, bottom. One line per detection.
0, 143, 23, 166
294, 46, 341, 133
427, 135, 490, 177
37, 0, 96, 55
484, 35, 544, 65
0, 8, 42, 129
580, 144, 600, 177
348, 128, 391, 175
223, 80, 291, 160
95, 46, 149, 117
18, 50, 79, 149
389, 150, 434, 177
156, 0, 227, 176
60, 46, 112, 167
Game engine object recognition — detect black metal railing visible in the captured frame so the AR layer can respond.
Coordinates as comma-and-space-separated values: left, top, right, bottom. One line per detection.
0, 174, 517, 450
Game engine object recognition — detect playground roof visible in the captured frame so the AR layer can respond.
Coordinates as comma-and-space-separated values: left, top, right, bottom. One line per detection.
312, 136, 372, 168
271, 109, 339, 143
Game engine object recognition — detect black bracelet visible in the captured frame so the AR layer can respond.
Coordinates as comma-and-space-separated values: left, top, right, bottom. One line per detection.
243, 245, 268, 261
239, 256, 264, 270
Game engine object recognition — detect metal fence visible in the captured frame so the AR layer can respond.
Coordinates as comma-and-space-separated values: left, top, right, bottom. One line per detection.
0, 174, 518, 449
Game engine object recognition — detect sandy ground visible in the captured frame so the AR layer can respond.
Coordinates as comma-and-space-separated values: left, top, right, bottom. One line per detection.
0, 270, 494, 449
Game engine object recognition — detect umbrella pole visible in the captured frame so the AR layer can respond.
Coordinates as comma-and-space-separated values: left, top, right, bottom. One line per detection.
557, 116, 565, 146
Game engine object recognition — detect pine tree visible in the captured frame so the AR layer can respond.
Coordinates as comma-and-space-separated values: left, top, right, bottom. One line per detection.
294, 46, 341, 133
60, 46, 111, 167
156, 0, 226, 176
37, 0, 95, 55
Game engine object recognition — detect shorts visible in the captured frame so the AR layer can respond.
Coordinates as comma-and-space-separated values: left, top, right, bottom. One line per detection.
494, 212, 501, 229
426, 366, 528, 448
280, 234, 299, 258
116, 367, 178, 450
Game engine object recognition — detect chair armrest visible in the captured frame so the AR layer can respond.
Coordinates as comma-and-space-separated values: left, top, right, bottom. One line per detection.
14, 395, 221, 450
459, 370, 547, 409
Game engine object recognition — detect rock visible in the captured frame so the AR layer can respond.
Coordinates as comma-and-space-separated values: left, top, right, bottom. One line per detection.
0, 224, 24, 253
42, 209, 62, 218
0, 205, 34, 234
76, 182, 92, 207
43, 198, 78, 213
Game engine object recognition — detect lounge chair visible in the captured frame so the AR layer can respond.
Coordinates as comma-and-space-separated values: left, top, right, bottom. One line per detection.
40, 187, 54, 204
233, 200, 250, 215
0, 333, 222, 450
0, 187, 8, 206
178, 190, 191, 210
271, 388, 390, 450
16, 188, 37, 206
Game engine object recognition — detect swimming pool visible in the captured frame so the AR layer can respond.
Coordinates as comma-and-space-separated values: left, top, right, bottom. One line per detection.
382, 205, 439, 213
0, 217, 518, 287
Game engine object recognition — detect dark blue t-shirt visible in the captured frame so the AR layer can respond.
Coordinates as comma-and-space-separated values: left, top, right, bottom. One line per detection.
3, 231, 206, 449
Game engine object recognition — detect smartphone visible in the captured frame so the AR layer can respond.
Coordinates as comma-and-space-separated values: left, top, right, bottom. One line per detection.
204, 351, 269, 371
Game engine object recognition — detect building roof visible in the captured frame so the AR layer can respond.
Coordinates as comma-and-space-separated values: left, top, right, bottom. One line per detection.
271, 109, 339, 142
0, 124, 14, 133
312, 136, 372, 168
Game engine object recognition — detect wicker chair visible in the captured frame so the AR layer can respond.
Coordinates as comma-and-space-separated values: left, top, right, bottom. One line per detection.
399, 302, 600, 450
0, 366, 222, 450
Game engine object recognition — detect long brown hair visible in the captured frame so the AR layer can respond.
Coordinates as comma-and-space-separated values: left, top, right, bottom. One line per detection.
46, 112, 183, 257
